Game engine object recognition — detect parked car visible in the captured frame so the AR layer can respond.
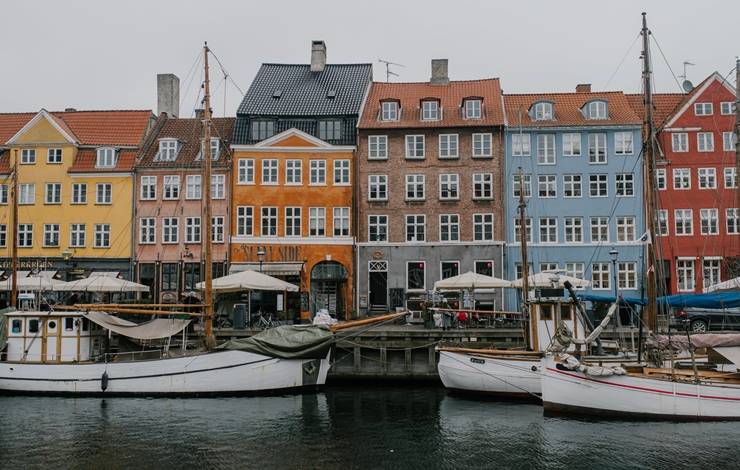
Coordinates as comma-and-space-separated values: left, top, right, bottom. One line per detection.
672, 307, 740, 332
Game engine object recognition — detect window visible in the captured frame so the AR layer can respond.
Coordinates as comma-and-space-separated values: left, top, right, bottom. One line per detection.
211, 175, 225, 199
439, 214, 460, 242
333, 207, 350, 236
407, 261, 426, 290
381, 101, 399, 121
368, 175, 388, 201
238, 159, 255, 184
441, 261, 460, 280
698, 132, 715, 152
198, 138, 220, 160
157, 140, 178, 161
514, 218, 532, 243
540, 263, 558, 273
163, 175, 180, 200
592, 263, 610, 290
405, 135, 425, 159
310, 160, 326, 184
589, 174, 608, 197
368, 215, 388, 242
309, 207, 326, 237
588, 133, 607, 163
563, 174, 582, 198
439, 174, 459, 200
406, 174, 425, 201
590, 217, 609, 242
139, 218, 155, 244
538, 175, 556, 198
43, 223, 59, 247
513, 174, 532, 198
698, 168, 717, 189
539, 217, 557, 243
728, 209, 740, 234
406, 215, 426, 242
71, 183, 87, 204
725, 168, 737, 189
333, 160, 350, 185
475, 260, 494, 277
186, 175, 201, 199
285, 207, 301, 237
673, 168, 691, 189
236, 206, 253, 236
564, 217, 583, 243
656, 169, 667, 190
21, 149, 36, 164
695, 102, 713, 116
261, 207, 278, 236
45, 183, 61, 204
724, 132, 737, 151
421, 100, 439, 120
96, 148, 116, 167
70, 224, 85, 247
565, 262, 585, 281
162, 218, 178, 244
472, 133, 492, 157
618, 262, 637, 289
262, 159, 278, 184
368, 136, 388, 159
0, 224, 5, 247
251, 120, 275, 140
615, 173, 634, 196
140, 176, 156, 200
318, 120, 341, 140
616, 216, 636, 242
284, 160, 302, 185
439, 134, 459, 159
675, 209, 693, 236
586, 101, 607, 120
562, 133, 581, 156
19, 184, 35, 204
184, 263, 201, 291
185, 217, 201, 243
677, 259, 696, 292
658, 210, 669, 236
533, 102, 553, 120
96, 183, 112, 204
18, 224, 32, 247
47, 148, 62, 164
512, 133, 531, 156
721, 102, 735, 115
536, 134, 555, 164
672, 132, 688, 152
211, 216, 225, 243
473, 213, 494, 241
161, 263, 178, 291
614, 132, 634, 155
703, 259, 722, 289
472, 173, 493, 199
700, 208, 719, 235
464, 99, 481, 119
0, 184, 6, 204
94, 224, 110, 248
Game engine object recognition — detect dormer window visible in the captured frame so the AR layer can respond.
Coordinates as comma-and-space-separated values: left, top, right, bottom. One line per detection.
381, 101, 399, 121
157, 139, 178, 161
251, 120, 275, 141
463, 99, 482, 119
197, 138, 220, 160
421, 100, 440, 121
585, 101, 608, 120
533, 102, 553, 121
95, 148, 116, 168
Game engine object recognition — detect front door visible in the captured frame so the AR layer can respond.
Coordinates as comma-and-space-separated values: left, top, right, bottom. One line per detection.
369, 272, 387, 309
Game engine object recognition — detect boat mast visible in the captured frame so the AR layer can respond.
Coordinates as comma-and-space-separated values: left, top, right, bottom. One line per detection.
517, 167, 532, 349
10, 150, 18, 307
735, 58, 740, 212
202, 42, 215, 348
641, 12, 658, 333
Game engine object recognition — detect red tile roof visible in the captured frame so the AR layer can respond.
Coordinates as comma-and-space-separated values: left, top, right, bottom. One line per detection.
504, 92, 641, 127
358, 79, 505, 129
0, 113, 35, 144
67, 149, 139, 173
626, 93, 685, 128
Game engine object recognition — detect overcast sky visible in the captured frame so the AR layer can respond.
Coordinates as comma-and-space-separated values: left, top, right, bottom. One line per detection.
1, 0, 737, 116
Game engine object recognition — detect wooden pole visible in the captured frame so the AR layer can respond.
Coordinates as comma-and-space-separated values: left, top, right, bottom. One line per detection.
517, 167, 532, 350
735, 58, 740, 212
202, 42, 216, 348
330, 311, 407, 332
10, 150, 18, 308
54, 304, 203, 317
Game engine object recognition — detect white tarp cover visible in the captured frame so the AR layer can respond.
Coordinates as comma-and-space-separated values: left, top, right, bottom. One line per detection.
510, 272, 591, 288
648, 333, 740, 349
706, 277, 740, 293
196, 269, 299, 293
56, 275, 149, 293
433, 271, 510, 291
83, 311, 191, 340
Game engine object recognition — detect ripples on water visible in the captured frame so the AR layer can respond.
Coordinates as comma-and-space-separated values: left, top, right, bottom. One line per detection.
2, 386, 740, 469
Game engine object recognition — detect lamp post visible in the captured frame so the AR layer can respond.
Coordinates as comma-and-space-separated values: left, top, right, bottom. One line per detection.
610, 247, 621, 328
257, 247, 266, 273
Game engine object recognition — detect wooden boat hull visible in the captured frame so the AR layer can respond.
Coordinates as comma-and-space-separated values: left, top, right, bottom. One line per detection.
0, 350, 331, 396
541, 355, 740, 420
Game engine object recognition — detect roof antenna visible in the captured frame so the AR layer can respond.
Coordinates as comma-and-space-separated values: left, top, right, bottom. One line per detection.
680, 61, 695, 92
378, 59, 404, 82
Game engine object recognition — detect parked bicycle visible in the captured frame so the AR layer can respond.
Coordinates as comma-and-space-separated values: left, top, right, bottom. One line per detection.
251, 311, 281, 329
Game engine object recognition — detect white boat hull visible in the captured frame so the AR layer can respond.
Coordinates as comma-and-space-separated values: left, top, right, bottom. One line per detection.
541, 355, 740, 420
437, 350, 541, 398
0, 350, 331, 396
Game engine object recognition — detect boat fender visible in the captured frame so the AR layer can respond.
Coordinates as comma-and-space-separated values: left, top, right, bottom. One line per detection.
101, 371, 109, 392
531, 365, 538, 372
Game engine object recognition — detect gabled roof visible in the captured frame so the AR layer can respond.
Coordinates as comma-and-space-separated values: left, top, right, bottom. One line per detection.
662, 72, 736, 128
358, 79, 505, 129
626, 93, 685, 128
237, 63, 373, 117
504, 91, 641, 127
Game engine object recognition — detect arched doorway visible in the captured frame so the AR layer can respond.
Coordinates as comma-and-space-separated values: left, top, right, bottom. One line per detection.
310, 261, 348, 316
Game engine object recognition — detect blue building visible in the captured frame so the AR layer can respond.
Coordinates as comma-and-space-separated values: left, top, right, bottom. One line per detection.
503, 86, 644, 307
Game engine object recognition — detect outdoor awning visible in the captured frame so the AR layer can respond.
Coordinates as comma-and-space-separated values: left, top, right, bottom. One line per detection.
56, 275, 149, 293
434, 271, 510, 291
197, 269, 299, 293
229, 262, 304, 276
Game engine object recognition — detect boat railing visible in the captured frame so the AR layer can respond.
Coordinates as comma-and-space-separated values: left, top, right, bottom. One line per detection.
100, 350, 164, 363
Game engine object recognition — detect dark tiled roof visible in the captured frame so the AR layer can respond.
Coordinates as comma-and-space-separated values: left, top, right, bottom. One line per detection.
504, 92, 641, 127
237, 63, 372, 116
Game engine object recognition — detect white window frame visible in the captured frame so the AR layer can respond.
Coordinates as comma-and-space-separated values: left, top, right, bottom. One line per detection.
94, 224, 111, 248
615, 173, 634, 197
533, 102, 553, 121
697, 132, 715, 152
658, 210, 669, 236
591, 262, 611, 290
677, 259, 696, 292
421, 100, 440, 121
405, 135, 425, 159
473, 213, 494, 241
727, 208, 739, 235
698, 168, 717, 189
672, 132, 688, 152
261, 207, 278, 237
368, 215, 388, 242
284, 207, 302, 237
162, 175, 180, 200
472, 133, 492, 158
236, 206, 253, 237
405, 215, 426, 242
43, 223, 60, 248
211, 216, 225, 243
439, 134, 459, 159
439, 214, 460, 242
538, 175, 556, 198
186, 175, 202, 200
96, 147, 116, 168
724, 167, 737, 189
157, 139, 178, 161
262, 159, 279, 185
616, 216, 636, 242
405, 174, 425, 201
615, 131, 634, 155
381, 101, 399, 121
700, 208, 719, 235
673, 168, 691, 190
589, 174, 608, 198
512, 133, 531, 157
140, 176, 157, 200
586, 101, 607, 120
19, 183, 35, 205
210, 174, 225, 199
47, 148, 63, 164
439, 174, 459, 201
564, 217, 583, 244
674, 209, 694, 236
71, 183, 87, 204
44, 183, 61, 205
96, 183, 112, 205
656, 168, 667, 190
703, 258, 722, 289
590, 216, 609, 243
723, 132, 737, 152
536, 134, 556, 165
588, 133, 607, 164
472, 173, 493, 200
333, 207, 350, 237
538, 217, 558, 244
21, 149, 36, 164
309, 160, 327, 185
333, 159, 350, 186
309, 207, 326, 237
162, 217, 179, 244
562, 133, 582, 157
563, 174, 582, 198
70, 223, 86, 248
368, 175, 388, 201
185, 216, 201, 244
139, 218, 156, 244
694, 102, 713, 116
237, 159, 255, 184
464, 99, 482, 119
368, 135, 388, 160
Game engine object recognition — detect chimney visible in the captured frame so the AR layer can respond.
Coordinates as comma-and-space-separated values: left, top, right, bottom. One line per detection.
576, 83, 592, 93
430, 59, 449, 85
157, 73, 180, 118
64, 108, 77, 112
310, 40, 327, 73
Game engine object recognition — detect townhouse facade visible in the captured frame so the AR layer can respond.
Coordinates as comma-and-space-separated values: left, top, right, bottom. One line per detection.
356, 60, 506, 315
503, 86, 644, 306
230, 41, 372, 320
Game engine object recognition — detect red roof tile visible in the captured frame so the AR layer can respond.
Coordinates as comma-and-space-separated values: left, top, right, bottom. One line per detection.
67, 149, 138, 173
55, 110, 153, 146
358, 79, 505, 129
626, 93, 685, 128
504, 92, 641, 127
0, 113, 35, 144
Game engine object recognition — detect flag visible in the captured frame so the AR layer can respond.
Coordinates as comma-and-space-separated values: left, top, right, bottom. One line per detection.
639, 230, 652, 245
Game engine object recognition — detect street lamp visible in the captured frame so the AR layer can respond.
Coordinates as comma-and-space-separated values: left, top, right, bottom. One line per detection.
257, 247, 266, 273
609, 247, 619, 299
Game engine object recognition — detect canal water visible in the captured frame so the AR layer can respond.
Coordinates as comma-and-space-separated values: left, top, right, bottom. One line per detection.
2, 386, 739, 469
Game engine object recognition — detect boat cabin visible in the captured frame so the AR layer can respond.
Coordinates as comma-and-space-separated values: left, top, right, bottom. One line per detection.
528, 298, 585, 352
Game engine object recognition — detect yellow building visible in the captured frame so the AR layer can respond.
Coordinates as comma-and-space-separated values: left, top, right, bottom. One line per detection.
0, 109, 153, 281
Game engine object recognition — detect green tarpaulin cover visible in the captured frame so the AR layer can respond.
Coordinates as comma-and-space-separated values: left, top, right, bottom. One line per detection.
216, 324, 333, 359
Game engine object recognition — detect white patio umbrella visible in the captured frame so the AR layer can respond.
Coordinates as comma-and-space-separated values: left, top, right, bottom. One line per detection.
196, 269, 298, 293
510, 271, 591, 289
433, 271, 510, 291
705, 276, 740, 293
55, 275, 149, 293
0, 271, 30, 291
